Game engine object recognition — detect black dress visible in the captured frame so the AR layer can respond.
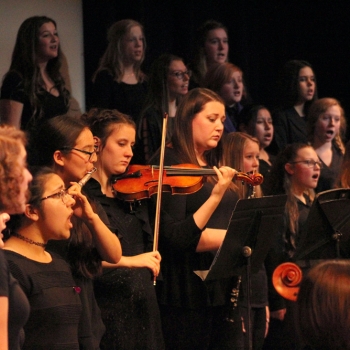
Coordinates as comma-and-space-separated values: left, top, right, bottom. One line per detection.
0, 71, 69, 131
4, 250, 82, 350
155, 147, 243, 350
0, 250, 30, 350
135, 107, 176, 164
259, 156, 275, 195
316, 145, 343, 193
270, 107, 308, 155
46, 202, 107, 350
263, 195, 312, 350
90, 70, 148, 122
84, 178, 164, 350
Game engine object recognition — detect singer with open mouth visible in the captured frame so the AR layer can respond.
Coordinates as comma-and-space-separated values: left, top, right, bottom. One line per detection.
28, 114, 122, 349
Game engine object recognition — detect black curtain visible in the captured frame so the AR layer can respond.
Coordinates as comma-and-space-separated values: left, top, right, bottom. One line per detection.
82, 0, 350, 134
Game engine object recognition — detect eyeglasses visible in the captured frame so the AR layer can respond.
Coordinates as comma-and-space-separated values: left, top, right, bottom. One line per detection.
41, 189, 72, 204
289, 159, 323, 169
61, 146, 98, 161
169, 70, 192, 80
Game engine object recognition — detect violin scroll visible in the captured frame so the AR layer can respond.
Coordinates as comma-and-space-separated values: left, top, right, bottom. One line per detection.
235, 172, 264, 186
272, 262, 302, 302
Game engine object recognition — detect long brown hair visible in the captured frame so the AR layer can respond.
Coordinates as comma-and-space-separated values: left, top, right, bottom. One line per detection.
92, 19, 146, 83
266, 143, 315, 257
6, 16, 69, 124
297, 260, 350, 350
170, 88, 224, 166
191, 20, 228, 86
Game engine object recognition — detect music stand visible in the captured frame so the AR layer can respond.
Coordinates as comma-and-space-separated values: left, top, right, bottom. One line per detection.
194, 194, 287, 350
295, 188, 350, 261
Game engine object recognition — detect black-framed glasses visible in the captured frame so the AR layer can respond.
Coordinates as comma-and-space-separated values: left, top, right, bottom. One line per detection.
41, 189, 72, 204
289, 159, 323, 169
60, 146, 97, 161
169, 70, 192, 80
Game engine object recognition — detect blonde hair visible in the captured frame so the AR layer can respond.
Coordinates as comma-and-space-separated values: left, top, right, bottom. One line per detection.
221, 132, 262, 199
93, 19, 146, 83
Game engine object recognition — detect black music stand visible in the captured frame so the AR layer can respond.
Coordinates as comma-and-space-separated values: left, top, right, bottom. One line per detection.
194, 194, 287, 350
295, 188, 350, 261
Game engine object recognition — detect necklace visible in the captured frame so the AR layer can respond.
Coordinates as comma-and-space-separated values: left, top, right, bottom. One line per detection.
12, 232, 47, 248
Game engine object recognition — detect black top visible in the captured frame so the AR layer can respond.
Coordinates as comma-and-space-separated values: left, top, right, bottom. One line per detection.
154, 147, 240, 308
90, 70, 148, 121
84, 178, 164, 350
4, 250, 82, 350
259, 155, 275, 195
223, 103, 244, 133
270, 107, 308, 154
285, 195, 312, 259
46, 198, 107, 350
316, 145, 343, 193
0, 71, 69, 131
0, 250, 30, 350
135, 107, 176, 164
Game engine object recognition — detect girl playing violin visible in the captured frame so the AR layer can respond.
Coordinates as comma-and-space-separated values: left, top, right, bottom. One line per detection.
81, 108, 164, 350
150, 88, 242, 349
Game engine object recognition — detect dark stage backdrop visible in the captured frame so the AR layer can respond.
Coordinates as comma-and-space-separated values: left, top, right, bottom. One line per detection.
82, 0, 350, 136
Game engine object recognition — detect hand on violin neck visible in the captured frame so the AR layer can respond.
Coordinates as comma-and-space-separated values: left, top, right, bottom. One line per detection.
211, 166, 237, 199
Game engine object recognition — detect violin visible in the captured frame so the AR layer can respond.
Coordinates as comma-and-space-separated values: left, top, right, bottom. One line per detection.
111, 164, 263, 202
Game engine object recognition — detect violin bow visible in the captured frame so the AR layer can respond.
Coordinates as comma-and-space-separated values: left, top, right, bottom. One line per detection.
152, 112, 168, 285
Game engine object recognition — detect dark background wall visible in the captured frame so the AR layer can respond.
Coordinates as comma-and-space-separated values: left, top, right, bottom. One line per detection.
82, 0, 350, 129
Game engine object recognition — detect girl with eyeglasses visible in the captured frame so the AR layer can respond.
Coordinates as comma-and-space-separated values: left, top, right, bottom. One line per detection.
0, 125, 32, 350
263, 143, 321, 350
135, 53, 190, 164
307, 98, 346, 193
28, 115, 122, 349
266, 143, 321, 258
3, 167, 96, 349
90, 19, 148, 123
